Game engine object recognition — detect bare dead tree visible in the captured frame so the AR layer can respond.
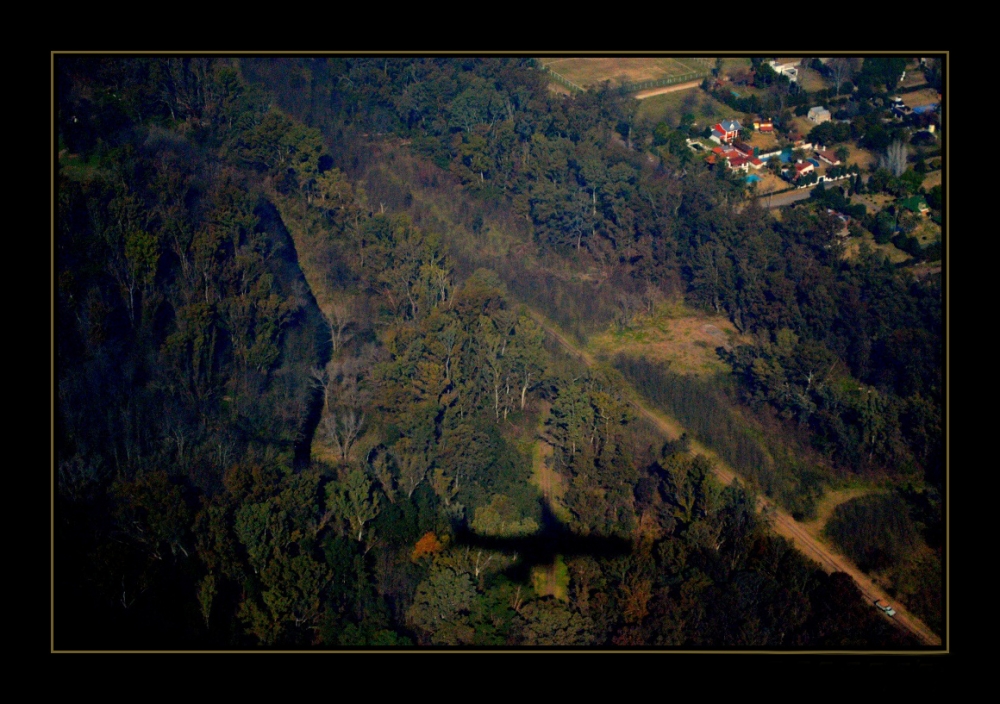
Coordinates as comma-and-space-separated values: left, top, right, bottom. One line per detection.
310, 365, 331, 409
328, 297, 356, 356
316, 408, 365, 461
828, 58, 852, 95
880, 141, 909, 177
330, 410, 365, 461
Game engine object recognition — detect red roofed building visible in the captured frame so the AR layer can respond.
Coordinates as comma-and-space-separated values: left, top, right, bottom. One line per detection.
749, 157, 764, 169
728, 155, 750, 171
817, 149, 841, 166
794, 161, 815, 178
758, 119, 774, 132
711, 119, 743, 144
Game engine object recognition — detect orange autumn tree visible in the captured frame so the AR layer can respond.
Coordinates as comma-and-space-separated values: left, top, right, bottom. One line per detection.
411, 531, 444, 561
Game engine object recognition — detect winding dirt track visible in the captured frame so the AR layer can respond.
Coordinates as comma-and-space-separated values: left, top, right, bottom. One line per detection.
528, 310, 942, 647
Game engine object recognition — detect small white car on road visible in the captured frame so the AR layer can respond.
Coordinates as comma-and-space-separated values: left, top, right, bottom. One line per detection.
874, 599, 896, 617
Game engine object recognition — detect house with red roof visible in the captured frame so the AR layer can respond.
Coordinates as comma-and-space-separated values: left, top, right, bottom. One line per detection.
728, 155, 750, 171
711, 119, 743, 144
817, 149, 841, 166
793, 161, 815, 179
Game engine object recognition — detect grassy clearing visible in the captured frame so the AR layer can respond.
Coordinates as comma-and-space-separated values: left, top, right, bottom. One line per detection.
902, 87, 940, 108
909, 217, 941, 247
636, 88, 730, 129
850, 192, 893, 213
796, 66, 831, 92
841, 230, 912, 265
921, 170, 941, 190
587, 297, 746, 377
717, 57, 752, 77
531, 555, 569, 601
745, 130, 780, 150
845, 144, 877, 169
788, 115, 817, 139
538, 57, 703, 88
753, 171, 788, 196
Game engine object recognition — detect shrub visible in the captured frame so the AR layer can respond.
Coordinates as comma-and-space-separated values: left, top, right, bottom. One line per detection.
825, 493, 919, 572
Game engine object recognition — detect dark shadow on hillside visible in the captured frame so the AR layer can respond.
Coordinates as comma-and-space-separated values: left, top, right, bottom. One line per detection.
452, 500, 632, 582
255, 198, 333, 469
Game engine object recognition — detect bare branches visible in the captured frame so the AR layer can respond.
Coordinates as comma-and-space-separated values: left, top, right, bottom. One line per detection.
879, 141, 909, 177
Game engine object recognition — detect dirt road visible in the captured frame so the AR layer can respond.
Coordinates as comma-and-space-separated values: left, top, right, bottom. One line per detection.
634, 80, 703, 100
760, 186, 815, 209
527, 310, 942, 647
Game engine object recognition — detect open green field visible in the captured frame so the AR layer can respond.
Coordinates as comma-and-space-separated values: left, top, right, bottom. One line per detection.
538, 57, 710, 88
587, 296, 746, 377
636, 88, 731, 129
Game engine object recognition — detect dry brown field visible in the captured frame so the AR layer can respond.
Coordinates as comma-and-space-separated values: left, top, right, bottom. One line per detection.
538, 57, 707, 88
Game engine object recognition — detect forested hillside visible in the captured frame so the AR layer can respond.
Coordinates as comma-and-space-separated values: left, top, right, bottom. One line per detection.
55, 56, 935, 648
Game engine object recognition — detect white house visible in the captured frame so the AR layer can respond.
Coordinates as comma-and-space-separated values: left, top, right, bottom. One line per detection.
767, 60, 799, 83
807, 106, 831, 124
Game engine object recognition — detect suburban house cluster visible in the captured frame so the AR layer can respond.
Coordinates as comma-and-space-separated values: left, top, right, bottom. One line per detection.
704, 116, 842, 181
707, 119, 764, 171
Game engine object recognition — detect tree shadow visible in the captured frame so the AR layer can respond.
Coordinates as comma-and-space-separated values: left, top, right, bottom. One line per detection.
451, 500, 632, 583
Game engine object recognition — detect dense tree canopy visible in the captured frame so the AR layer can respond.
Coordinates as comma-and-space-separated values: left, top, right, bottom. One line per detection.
56, 55, 937, 649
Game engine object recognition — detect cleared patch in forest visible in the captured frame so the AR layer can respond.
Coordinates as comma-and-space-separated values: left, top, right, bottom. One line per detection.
800, 486, 880, 536
538, 57, 706, 89
636, 88, 730, 130
910, 218, 941, 247
588, 298, 747, 377
531, 555, 569, 601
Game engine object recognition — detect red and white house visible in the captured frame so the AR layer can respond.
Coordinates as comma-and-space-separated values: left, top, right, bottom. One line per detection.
713, 142, 764, 171
793, 161, 815, 179
711, 119, 743, 144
